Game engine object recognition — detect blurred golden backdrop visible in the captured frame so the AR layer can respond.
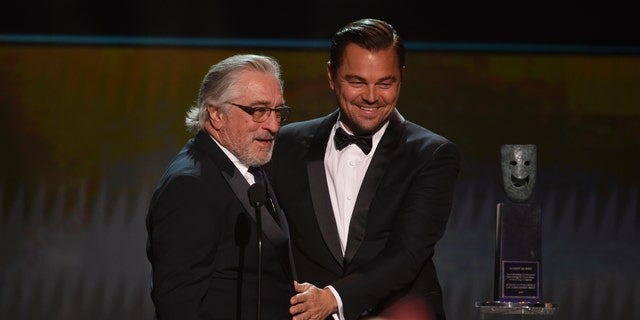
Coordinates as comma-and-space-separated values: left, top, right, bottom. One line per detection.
1, 43, 639, 320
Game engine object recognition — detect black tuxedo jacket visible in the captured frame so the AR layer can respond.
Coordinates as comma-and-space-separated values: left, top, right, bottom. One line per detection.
146, 131, 296, 320
268, 110, 460, 320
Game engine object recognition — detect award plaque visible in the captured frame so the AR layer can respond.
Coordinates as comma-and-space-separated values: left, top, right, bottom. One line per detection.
494, 203, 542, 302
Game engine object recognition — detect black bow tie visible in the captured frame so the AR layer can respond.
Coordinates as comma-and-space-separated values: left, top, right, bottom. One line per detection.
334, 127, 373, 155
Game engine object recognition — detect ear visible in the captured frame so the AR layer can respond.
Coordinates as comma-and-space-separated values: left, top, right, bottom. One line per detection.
326, 61, 335, 91
207, 105, 225, 130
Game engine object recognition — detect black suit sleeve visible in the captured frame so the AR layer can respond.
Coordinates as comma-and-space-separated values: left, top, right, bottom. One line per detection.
147, 175, 227, 320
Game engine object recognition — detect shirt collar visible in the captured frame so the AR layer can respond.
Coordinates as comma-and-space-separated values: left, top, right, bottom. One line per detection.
209, 135, 250, 177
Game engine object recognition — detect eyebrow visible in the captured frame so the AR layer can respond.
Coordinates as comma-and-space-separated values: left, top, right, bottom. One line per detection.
246, 100, 285, 108
344, 74, 398, 83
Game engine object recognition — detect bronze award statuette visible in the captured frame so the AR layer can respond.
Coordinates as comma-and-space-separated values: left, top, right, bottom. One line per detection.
495, 144, 541, 302
476, 144, 558, 319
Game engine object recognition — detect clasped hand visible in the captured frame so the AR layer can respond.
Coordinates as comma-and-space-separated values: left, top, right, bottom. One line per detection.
290, 281, 338, 320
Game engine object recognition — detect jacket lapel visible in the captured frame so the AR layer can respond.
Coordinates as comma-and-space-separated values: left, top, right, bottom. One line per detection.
307, 111, 345, 267
223, 168, 290, 247
267, 180, 297, 279
195, 131, 295, 280
304, 110, 406, 267
343, 110, 406, 264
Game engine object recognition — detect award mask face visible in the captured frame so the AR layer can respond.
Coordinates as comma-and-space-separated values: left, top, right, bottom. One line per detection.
501, 144, 537, 202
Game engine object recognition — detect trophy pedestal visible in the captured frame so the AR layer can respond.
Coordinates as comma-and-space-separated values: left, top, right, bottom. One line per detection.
495, 203, 542, 302
476, 301, 558, 320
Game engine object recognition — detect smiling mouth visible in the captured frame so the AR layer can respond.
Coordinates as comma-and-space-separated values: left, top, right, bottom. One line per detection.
355, 104, 382, 112
510, 175, 529, 188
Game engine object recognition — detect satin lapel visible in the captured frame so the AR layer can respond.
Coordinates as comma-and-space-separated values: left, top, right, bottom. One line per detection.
194, 131, 256, 223
195, 131, 291, 277
224, 170, 294, 283
266, 181, 297, 280
223, 169, 255, 217
344, 110, 406, 264
224, 169, 289, 247
307, 111, 344, 266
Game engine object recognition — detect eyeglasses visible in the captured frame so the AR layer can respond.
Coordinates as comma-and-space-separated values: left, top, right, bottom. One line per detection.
228, 102, 291, 123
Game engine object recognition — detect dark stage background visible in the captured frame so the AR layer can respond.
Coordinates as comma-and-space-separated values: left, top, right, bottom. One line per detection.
1, 1, 639, 47
1, 2, 639, 320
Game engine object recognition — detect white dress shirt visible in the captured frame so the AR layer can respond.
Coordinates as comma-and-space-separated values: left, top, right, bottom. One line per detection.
324, 119, 388, 320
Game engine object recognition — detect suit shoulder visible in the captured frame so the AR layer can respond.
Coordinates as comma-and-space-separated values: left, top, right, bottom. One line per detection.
403, 121, 460, 159
164, 141, 202, 176
276, 116, 329, 149
405, 121, 455, 146
279, 117, 325, 136
155, 139, 221, 189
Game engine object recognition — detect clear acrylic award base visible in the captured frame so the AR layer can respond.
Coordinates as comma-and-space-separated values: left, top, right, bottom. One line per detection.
475, 301, 558, 320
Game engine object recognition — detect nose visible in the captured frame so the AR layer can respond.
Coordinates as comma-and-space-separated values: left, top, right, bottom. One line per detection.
262, 110, 281, 133
362, 85, 379, 104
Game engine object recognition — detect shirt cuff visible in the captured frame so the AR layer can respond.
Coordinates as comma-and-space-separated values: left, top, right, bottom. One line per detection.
326, 285, 345, 320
